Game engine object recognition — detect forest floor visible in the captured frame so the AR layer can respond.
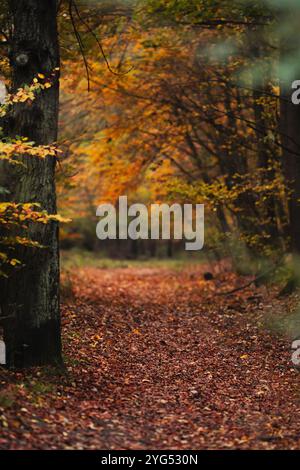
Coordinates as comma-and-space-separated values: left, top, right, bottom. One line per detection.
1, 261, 300, 449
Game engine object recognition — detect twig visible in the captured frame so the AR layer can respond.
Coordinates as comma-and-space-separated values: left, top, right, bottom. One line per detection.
69, 0, 91, 91
217, 257, 284, 296
0, 315, 14, 321
72, 0, 133, 77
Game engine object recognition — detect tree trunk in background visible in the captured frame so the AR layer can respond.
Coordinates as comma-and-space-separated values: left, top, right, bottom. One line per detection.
249, 27, 282, 244
149, 240, 157, 258
280, 74, 300, 256
280, 94, 300, 254
252, 87, 280, 240
167, 239, 173, 258
0, 0, 62, 367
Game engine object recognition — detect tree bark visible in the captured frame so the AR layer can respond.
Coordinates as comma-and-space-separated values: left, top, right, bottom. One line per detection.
0, 0, 62, 367
280, 64, 300, 255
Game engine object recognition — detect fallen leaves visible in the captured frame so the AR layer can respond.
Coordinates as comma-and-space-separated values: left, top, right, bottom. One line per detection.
1, 264, 300, 449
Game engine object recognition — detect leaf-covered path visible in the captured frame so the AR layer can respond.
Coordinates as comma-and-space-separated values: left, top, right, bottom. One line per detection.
1, 265, 300, 449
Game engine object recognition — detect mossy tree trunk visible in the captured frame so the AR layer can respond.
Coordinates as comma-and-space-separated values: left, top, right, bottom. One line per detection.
0, 0, 62, 368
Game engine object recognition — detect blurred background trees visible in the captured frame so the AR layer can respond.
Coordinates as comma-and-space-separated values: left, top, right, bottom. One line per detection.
55, 0, 299, 276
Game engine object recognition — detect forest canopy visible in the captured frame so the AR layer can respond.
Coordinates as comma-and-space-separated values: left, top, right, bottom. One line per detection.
53, 0, 299, 267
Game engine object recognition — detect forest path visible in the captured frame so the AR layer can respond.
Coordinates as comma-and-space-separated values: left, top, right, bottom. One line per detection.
1, 265, 300, 449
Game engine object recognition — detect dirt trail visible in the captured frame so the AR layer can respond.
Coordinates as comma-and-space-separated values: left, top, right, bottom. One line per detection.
1, 266, 300, 449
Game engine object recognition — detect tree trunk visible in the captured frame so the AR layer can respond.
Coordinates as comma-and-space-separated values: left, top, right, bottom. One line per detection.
249, 28, 281, 244
0, 0, 62, 367
167, 239, 173, 258
280, 65, 300, 255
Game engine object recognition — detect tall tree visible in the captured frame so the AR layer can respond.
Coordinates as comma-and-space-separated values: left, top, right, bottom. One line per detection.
280, 66, 300, 274
0, 0, 62, 367
278, 4, 300, 258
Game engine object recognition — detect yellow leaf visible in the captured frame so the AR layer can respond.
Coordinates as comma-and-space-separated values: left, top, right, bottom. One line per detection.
132, 328, 142, 335
10, 258, 20, 266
